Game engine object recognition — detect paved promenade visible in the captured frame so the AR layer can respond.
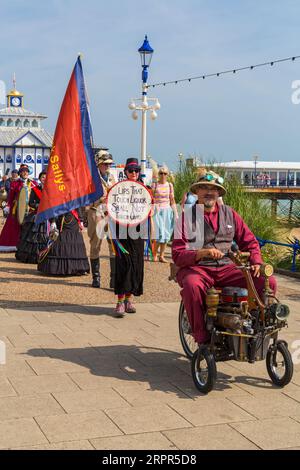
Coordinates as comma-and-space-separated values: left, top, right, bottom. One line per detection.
0, 273, 300, 450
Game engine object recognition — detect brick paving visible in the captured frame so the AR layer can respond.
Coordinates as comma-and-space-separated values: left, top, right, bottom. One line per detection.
0, 233, 300, 449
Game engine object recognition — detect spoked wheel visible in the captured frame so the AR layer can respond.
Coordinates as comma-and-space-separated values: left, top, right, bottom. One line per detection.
178, 301, 197, 359
191, 347, 217, 394
266, 341, 294, 387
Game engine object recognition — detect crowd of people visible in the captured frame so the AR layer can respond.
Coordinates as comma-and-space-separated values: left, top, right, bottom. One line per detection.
0, 157, 272, 348
0, 152, 178, 317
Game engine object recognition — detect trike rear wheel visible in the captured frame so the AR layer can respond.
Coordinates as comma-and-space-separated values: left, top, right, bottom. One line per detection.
178, 301, 197, 360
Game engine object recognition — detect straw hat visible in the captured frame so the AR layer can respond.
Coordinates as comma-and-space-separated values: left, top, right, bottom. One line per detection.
190, 170, 226, 196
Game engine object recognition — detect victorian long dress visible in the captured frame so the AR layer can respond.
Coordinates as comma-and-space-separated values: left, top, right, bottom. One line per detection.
113, 190, 149, 296
114, 224, 145, 296
15, 184, 48, 263
37, 209, 90, 276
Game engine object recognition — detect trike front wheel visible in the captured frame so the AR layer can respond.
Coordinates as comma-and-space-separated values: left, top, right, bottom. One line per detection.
266, 341, 293, 387
191, 347, 217, 394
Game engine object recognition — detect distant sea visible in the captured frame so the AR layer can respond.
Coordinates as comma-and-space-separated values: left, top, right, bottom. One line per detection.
263, 199, 300, 218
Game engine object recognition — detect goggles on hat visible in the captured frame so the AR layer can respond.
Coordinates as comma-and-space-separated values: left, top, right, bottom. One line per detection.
199, 173, 224, 185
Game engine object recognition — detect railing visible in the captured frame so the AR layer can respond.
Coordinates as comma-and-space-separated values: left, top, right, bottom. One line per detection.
243, 182, 300, 188
257, 237, 300, 272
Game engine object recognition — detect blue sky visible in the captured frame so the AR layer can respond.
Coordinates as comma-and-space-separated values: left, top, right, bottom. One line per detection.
1, 0, 300, 169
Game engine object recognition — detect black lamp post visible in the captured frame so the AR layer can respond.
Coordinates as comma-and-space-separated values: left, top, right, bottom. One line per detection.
253, 155, 259, 187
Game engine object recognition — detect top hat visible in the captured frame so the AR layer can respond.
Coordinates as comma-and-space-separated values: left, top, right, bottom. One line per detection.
125, 158, 141, 171
18, 164, 30, 175
190, 170, 226, 196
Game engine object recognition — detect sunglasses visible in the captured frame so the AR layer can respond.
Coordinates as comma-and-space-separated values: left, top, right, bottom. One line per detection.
127, 168, 140, 173
159, 172, 168, 175
200, 173, 224, 184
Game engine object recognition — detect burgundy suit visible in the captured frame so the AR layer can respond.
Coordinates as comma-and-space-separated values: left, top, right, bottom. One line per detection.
172, 203, 277, 343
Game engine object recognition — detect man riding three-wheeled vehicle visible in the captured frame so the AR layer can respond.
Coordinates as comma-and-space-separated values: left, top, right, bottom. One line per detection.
172, 170, 293, 394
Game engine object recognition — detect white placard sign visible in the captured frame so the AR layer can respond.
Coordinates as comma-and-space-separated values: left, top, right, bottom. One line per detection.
107, 180, 152, 226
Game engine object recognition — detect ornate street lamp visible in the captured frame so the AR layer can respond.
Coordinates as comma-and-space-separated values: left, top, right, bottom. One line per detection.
178, 152, 184, 173
129, 35, 160, 180
253, 155, 259, 187
138, 35, 154, 83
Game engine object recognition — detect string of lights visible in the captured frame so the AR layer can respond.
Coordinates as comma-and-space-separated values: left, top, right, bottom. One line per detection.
148, 54, 300, 88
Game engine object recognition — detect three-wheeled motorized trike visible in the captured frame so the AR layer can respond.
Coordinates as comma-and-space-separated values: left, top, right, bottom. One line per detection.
176, 248, 294, 394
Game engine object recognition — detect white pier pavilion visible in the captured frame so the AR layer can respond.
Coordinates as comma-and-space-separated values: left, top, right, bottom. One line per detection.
220, 161, 300, 187
0, 86, 52, 179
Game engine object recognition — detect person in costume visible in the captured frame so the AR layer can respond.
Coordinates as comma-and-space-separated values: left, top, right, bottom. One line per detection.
37, 207, 90, 276
1, 169, 19, 197
172, 170, 277, 345
0, 176, 9, 220
0, 164, 36, 252
151, 165, 178, 263
112, 158, 149, 317
0, 175, 9, 193
87, 150, 116, 288
15, 171, 48, 263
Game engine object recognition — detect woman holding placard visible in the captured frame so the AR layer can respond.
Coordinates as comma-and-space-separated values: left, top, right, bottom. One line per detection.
107, 158, 152, 317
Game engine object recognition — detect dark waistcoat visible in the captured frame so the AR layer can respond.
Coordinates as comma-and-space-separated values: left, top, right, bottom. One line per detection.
197, 204, 235, 266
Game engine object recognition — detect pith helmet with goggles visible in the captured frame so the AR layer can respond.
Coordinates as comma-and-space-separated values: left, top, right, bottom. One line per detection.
190, 170, 226, 196
95, 150, 113, 166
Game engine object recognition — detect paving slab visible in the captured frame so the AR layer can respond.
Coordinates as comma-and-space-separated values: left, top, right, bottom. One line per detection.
172, 377, 250, 399
0, 394, 65, 421
12, 440, 94, 450
292, 372, 300, 387
105, 404, 192, 434
52, 388, 130, 413
90, 432, 177, 450
230, 417, 300, 450
67, 371, 137, 390
164, 423, 259, 450
25, 356, 89, 375
0, 270, 300, 450
9, 373, 80, 395
227, 393, 300, 419
54, 331, 112, 347
0, 377, 17, 398
167, 397, 255, 426
111, 380, 191, 406
0, 418, 48, 449
36, 411, 122, 443
7, 333, 65, 349
0, 357, 37, 378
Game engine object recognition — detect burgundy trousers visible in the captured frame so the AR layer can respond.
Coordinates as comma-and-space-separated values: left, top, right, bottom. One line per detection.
177, 263, 277, 343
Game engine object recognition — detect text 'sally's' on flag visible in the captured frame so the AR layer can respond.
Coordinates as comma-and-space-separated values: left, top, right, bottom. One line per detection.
36, 55, 103, 224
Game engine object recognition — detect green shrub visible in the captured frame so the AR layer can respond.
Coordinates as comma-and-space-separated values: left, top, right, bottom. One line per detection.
275, 236, 300, 271
223, 176, 278, 241
173, 162, 197, 204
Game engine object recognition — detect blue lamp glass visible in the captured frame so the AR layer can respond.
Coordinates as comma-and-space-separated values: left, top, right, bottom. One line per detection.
138, 35, 154, 83
138, 35, 154, 66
